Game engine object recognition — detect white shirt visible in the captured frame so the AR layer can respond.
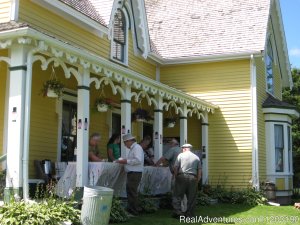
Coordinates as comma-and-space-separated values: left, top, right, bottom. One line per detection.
125, 142, 144, 172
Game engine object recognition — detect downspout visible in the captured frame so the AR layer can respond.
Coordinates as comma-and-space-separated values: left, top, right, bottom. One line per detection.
250, 54, 260, 190
22, 42, 44, 201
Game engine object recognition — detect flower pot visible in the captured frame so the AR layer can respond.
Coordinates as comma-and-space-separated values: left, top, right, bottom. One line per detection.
97, 103, 109, 112
136, 118, 146, 122
167, 122, 176, 128
47, 88, 58, 98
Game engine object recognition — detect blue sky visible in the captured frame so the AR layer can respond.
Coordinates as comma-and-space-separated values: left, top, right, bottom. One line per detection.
280, 0, 300, 68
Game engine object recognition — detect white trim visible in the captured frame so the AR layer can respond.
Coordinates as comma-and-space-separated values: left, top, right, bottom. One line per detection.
108, 108, 121, 138
10, 0, 19, 21
148, 51, 263, 65
250, 55, 259, 190
0, 28, 218, 112
274, 0, 292, 89
263, 107, 299, 117
110, 8, 130, 66
31, 0, 107, 37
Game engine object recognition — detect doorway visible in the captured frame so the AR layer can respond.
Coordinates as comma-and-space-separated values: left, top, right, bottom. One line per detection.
61, 100, 77, 162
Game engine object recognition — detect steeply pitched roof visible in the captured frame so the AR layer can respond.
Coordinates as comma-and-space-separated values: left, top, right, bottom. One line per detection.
262, 94, 296, 109
58, 0, 107, 26
144, 0, 271, 59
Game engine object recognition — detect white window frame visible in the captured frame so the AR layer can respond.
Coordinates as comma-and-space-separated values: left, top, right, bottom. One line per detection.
110, 8, 129, 66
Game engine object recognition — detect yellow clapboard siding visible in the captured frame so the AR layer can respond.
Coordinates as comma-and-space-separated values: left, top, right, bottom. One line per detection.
0, 0, 10, 23
276, 178, 285, 190
19, 0, 156, 80
161, 60, 252, 188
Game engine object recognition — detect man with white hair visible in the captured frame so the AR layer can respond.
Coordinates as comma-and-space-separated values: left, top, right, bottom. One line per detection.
116, 133, 144, 216
173, 143, 201, 218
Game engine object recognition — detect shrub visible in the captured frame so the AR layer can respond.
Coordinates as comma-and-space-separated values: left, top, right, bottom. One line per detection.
0, 170, 5, 199
109, 197, 129, 223
0, 199, 80, 225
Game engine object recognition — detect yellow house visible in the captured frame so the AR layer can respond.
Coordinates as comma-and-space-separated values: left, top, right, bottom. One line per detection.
0, 0, 298, 204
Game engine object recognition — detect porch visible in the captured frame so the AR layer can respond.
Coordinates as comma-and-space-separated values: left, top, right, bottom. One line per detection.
0, 25, 217, 200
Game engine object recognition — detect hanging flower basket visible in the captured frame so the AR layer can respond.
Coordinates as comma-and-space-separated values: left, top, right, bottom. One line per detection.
132, 108, 151, 122
95, 98, 112, 112
164, 117, 177, 128
41, 79, 64, 99
40, 67, 64, 99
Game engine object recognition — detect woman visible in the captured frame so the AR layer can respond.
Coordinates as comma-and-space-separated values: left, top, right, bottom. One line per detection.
107, 133, 121, 162
88, 132, 102, 162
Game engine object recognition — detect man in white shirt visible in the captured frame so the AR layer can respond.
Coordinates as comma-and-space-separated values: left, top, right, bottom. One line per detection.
117, 133, 144, 215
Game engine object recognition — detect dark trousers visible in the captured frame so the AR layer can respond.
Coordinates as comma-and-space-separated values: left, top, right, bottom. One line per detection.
126, 172, 142, 213
173, 174, 198, 216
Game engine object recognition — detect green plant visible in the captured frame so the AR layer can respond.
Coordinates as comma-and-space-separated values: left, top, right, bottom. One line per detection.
138, 195, 158, 213
132, 108, 151, 122
164, 117, 177, 127
0, 170, 5, 199
110, 197, 129, 223
40, 78, 64, 98
197, 191, 211, 206
95, 97, 113, 108
0, 199, 81, 225
159, 192, 173, 209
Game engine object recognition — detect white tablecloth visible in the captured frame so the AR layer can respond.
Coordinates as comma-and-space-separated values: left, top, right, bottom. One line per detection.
55, 162, 172, 198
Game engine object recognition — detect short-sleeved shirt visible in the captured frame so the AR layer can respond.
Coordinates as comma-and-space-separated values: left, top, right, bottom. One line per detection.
107, 143, 121, 162
163, 146, 181, 173
175, 150, 201, 176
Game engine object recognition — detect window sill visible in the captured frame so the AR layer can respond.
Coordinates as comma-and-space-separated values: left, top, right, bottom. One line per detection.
110, 58, 128, 67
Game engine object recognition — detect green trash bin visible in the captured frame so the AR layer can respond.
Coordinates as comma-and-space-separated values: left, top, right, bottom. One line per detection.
81, 186, 114, 225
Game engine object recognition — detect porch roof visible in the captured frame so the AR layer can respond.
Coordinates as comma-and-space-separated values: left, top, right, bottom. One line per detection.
0, 24, 218, 114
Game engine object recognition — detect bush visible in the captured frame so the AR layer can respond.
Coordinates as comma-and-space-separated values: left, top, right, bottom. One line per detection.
0, 170, 5, 199
138, 195, 158, 213
0, 199, 80, 225
109, 197, 129, 223
201, 185, 268, 206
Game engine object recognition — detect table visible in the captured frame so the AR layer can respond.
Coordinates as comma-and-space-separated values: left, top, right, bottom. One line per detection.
55, 162, 172, 198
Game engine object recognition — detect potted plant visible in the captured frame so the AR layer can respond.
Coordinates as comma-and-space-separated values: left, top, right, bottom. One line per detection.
41, 78, 64, 98
132, 108, 151, 122
164, 117, 177, 128
95, 97, 112, 112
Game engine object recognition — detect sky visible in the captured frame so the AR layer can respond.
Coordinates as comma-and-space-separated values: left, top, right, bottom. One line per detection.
280, 0, 300, 68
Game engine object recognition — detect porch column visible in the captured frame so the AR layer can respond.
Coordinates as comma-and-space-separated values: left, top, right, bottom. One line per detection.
5, 45, 29, 201
76, 68, 90, 195
179, 104, 188, 146
120, 84, 131, 158
153, 95, 163, 162
201, 112, 209, 184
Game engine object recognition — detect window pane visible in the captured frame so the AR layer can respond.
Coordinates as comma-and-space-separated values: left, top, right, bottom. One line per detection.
274, 125, 284, 172
288, 126, 291, 172
112, 9, 126, 62
266, 38, 274, 93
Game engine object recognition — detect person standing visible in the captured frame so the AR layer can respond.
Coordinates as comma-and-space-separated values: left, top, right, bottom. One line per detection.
116, 133, 144, 215
107, 133, 121, 162
155, 138, 181, 173
173, 143, 201, 218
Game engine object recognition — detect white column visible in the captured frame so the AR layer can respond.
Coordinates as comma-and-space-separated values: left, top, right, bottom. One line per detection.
179, 104, 188, 146
76, 68, 90, 190
201, 112, 209, 185
5, 45, 29, 200
120, 84, 131, 158
153, 95, 163, 161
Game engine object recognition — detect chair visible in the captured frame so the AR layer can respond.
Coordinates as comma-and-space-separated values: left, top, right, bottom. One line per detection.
54, 162, 67, 180
34, 160, 54, 184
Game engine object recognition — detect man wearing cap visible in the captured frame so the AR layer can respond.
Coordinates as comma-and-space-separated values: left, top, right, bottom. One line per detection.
116, 133, 144, 215
173, 143, 201, 218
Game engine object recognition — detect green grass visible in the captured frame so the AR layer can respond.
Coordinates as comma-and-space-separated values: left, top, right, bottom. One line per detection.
113, 204, 300, 225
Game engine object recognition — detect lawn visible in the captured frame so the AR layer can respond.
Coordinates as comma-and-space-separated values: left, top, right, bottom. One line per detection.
114, 204, 300, 225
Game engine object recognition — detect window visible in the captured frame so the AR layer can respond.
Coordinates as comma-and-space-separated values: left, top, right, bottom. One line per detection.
112, 9, 126, 63
288, 126, 291, 172
266, 38, 274, 94
274, 124, 284, 172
